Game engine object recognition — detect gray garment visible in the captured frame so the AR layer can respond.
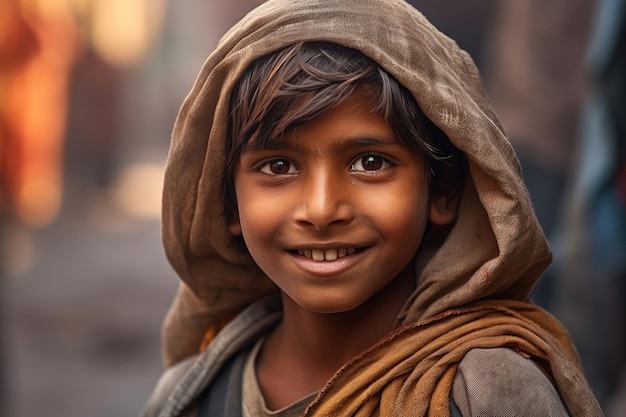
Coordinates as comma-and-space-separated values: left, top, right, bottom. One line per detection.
141, 297, 283, 417
453, 348, 570, 416
141, 297, 570, 417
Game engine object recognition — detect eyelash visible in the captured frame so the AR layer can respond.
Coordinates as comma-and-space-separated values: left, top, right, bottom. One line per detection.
350, 154, 393, 173
258, 159, 298, 175
256, 153, 394, 176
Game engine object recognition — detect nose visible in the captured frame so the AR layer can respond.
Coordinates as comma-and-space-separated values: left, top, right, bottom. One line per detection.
294, 171, 354, 231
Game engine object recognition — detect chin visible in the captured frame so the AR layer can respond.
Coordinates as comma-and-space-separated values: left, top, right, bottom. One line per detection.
293, 294, 366, 315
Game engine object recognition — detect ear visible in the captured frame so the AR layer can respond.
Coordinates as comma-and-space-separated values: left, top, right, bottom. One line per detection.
228, 211, 243, 236
429, 192, 460, 226
428, 163, 463, 226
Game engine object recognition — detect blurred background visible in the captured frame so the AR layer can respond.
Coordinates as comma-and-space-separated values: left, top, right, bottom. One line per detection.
0, 0, 623, 416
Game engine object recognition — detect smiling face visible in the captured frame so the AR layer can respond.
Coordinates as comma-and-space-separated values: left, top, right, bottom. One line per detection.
229, 92, 455, 314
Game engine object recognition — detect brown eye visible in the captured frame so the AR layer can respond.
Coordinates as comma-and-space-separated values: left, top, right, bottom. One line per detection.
351, 155, 389, 172
260, 159, 298, 175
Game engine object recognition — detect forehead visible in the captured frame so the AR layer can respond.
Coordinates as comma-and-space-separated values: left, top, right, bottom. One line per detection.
243, 89, 398, 150
242, 92, 398, 152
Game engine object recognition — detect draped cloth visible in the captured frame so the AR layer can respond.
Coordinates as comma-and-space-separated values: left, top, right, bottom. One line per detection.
155, 0, 604, 415
303, 300, 599, 416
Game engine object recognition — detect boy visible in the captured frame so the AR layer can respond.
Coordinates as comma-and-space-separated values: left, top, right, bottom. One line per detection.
142, 1, 603, 416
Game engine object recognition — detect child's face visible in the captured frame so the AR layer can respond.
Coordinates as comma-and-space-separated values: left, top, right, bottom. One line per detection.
229, 92, 450, 314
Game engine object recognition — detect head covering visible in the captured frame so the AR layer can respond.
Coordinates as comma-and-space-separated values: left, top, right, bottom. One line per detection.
155, 1, 605, 415
161, 0, 550, 365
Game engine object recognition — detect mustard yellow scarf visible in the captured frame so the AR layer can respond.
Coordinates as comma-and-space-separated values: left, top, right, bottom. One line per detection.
303, 300, 600, 416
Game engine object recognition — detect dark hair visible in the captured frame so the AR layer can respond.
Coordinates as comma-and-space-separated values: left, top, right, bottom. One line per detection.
225, 41, 466, 216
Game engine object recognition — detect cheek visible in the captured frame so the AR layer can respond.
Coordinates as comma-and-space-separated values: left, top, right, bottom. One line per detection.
235, 189, 288, 256
238, 198, 275, 236
368, 185, 431, 267
369, 183, 430, 233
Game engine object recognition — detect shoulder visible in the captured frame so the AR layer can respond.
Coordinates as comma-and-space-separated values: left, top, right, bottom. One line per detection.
140, 296, 283, 417
451, 347, 570, 416
140, 348, 249, 417
140, 355, 199, 417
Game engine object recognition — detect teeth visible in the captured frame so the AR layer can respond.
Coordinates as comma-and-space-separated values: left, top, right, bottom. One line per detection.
298, 248, 357, 261
312, 249, 325, 261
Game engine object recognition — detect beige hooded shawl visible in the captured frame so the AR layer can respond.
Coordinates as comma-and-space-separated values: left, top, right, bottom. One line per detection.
158, 0, 602, 415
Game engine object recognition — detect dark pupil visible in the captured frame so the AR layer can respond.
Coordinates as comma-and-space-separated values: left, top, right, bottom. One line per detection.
270, 160, 290, 174
362, 156, 382, 170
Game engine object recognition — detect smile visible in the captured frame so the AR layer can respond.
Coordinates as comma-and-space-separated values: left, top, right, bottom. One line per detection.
297, 248, 358, 261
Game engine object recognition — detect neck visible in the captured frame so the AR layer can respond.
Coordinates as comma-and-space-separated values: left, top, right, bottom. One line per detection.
256, 267, 414, 409
277, 290, 402, 370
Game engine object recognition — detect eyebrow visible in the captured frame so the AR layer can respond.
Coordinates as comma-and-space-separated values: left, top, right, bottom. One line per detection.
241, 135, 399, 153
351, 136, 397, 146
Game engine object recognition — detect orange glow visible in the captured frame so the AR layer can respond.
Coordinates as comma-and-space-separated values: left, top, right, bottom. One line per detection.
1, 0, 78, 227
91, 0, 167, 67
1, 0, 167, 227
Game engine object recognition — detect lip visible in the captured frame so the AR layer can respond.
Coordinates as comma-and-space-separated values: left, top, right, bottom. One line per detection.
287, 246, 369, 277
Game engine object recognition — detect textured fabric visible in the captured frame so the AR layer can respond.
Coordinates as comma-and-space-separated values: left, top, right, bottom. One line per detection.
162, 0, 547, 366
141, 355, 199, 417
452, 348, 569, 416
300, 300, 597, 416
198, 351, 246, 417
153, 0, 603, 416
144, 297, 600, 416
146, 297, 283, 417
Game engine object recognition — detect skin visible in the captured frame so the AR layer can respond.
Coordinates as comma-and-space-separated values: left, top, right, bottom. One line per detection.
229, 92, 457, 409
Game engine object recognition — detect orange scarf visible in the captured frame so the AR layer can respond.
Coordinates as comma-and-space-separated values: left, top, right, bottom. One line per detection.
301, 300, 601, 417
